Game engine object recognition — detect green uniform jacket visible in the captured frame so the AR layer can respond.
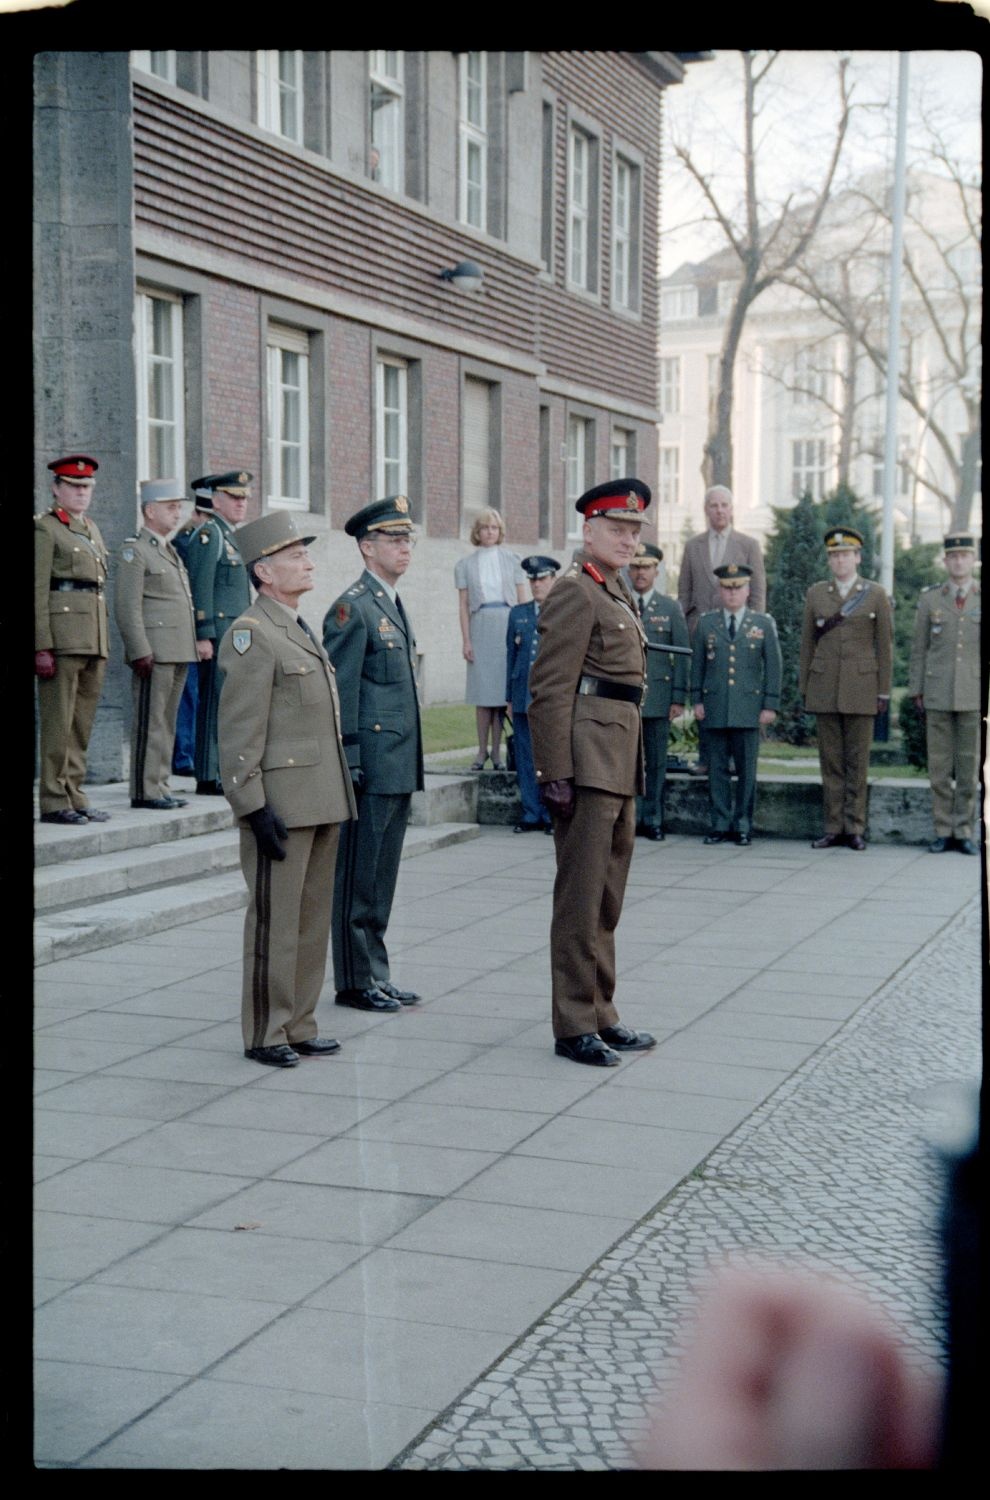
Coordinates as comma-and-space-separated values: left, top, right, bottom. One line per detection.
692, 608, 782, 727
908, 581, 981, 711
799, 578, 892, 714
185, 512, 250, 644
34, 508, 110, 656
637, 589, 689, 718
113, 527, 197, 665
321, 569, 424, 795
217, 594, 357, 829
528, 551, 646, 796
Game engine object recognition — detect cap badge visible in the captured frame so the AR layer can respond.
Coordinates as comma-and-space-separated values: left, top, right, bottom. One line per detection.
395, 495, 409, 513
626, 493, 638, 510
238, 472, 248, 485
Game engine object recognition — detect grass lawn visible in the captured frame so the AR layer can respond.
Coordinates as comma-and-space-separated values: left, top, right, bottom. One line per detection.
421, 702, 479, 756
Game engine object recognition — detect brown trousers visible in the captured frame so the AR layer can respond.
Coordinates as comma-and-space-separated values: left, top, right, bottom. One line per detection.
37, 653, 107, 812
550, 788, 635, 1039
815, 712, 874, 837
240, 823, 340, 1050
130, 661, 187, 802
926, 709, 981, 840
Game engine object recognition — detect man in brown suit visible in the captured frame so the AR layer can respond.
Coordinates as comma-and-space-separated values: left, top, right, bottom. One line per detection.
528, 478, 658, 1067
218, 512, 357, 1067
34, 454, 112, 825
114, 479, 198, 810
909, 533, 981, 855
677, 486, 766, 776
799, 527, 892, 850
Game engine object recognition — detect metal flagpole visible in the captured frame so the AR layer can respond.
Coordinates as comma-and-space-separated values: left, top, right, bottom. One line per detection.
880, 51, 910, 599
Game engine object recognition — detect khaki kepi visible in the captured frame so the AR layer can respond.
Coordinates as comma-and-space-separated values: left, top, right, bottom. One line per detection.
235, 511, 317, 567
139, 478, 186, 506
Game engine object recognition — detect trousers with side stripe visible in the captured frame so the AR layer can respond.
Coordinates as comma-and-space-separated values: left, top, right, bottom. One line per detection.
331, 791, 411, 993
129, 661, 188, 802
239, 823, 340, 1050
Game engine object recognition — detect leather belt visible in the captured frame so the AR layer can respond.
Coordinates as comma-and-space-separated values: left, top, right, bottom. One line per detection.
576, 674, 643, 704
51, 580, 103, 593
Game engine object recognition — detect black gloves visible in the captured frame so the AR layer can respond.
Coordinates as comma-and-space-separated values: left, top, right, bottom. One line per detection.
539, 778, 576, 820
247, 803, 288, 861
350, 766, 366, 795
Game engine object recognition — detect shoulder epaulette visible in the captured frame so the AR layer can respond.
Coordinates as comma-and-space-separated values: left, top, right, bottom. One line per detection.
239, 615, 262, 625
346, 581, 367, 597
123, 535, 139, 543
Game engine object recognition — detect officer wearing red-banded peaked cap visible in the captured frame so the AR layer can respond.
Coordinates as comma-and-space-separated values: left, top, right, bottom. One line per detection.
47, 454, 99, 484
575, 477, 651, 519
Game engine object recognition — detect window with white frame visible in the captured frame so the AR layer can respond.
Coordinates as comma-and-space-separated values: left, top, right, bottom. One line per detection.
659, 446, 680, 506
611, 427, 634, 479
792, 347, 829, 405
135, 289, 185, 485
612, 154, 640, 312
659, 357, 681, 416
256, 51, 303, 144
458, 52, 487, 231
662, 285, 697, 321
132, 51, 177, 84
266, 325, 310, 511
376, 357, 408, 498
567, 126, 597, 292
566, 415, 593, 535
369, 52, 404, 193
792, 438, 829, 499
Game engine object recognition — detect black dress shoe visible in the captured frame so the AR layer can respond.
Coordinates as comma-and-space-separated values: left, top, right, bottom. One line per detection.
644, 826, 665, 841
335, 987, 401, 1012
245, 1044, 300, 1067
554, 1033, 620, 1066
376, 980, 421, 1005
599, 1024, 657, 1051
736, 832, 751, 847
132, 797, 184, 810
291, 1037, 341, 1056
514, 821, 543, 833
81, 808, 111, 822
543, 822, 554, 834
847, 834, 867, 851
811, 833, 843, 849
703, 833, 728, 845
40, 809, 88, 825
928, 837, 951, 853
956, 838, 979, 856
196, 780, 224, 795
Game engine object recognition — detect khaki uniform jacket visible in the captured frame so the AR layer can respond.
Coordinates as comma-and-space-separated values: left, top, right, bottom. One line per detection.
692, 608, 782, 728
677, 529, 766, 633
908, 581, 981, 711
217, 594, 357, 829
799, 578, 892, 715
528, 551, 646, 796
113, 527, 197, 665
637, 590, 690, 718
34, 508, 110, 657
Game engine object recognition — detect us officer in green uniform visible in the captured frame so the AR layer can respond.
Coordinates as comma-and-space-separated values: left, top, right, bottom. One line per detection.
185, 470, 252, 794
909, 532, 981, 855
692, 563, 781, 846
322, 496, 424, 1013
628, 541, 689, 841
114, 479, 198, 810
528, 478, 658, 1067
34, 454, 112, 825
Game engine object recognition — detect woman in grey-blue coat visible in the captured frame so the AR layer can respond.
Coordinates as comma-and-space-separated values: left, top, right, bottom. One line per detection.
455, 508, 527, 769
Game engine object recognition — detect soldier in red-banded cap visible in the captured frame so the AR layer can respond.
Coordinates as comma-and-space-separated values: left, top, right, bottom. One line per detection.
34, 455, 112, 824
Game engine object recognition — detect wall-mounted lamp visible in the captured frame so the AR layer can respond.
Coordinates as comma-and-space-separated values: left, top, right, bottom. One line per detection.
438, 260, 484, 294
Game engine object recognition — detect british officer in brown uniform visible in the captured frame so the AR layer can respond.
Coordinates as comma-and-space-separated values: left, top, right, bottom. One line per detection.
909, 533, 981, 856
114, 479, 198, 810
528, 479, 658, 1067
218, 512, 357, 1067
799, 527, 893, 850
34, 455, 112, 825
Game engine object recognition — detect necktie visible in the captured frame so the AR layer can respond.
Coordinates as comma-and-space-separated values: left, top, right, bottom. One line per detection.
956, 589, 966, 610
394, 593, 409, 631
637, 595, 645, 618
728, 615, 736, 640
296, 615, 318, 645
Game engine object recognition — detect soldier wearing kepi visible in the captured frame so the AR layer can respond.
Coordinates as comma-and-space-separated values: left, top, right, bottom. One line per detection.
628, 542, 689, 841
323, 496, 424, 1013
909, 533, 982, 856
218, 511, 356, 1067
114, 480, 198, 810
506, 555, 560, 833
692, 563, 782, 846
528, 479, 658, 1067
34, 455, 112, 825
800, 527, 892, 851
185, 471, 252, 795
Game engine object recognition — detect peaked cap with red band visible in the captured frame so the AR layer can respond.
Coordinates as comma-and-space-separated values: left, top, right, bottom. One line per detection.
48, 454, 99, 484
575, 477, 651, 519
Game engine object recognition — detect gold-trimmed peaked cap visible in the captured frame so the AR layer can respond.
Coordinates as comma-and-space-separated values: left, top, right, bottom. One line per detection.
236, 510, 316, 567
48, 454, 99, 484
345, 495, 414, 539
191, 470, 254, 504
714, 562, 753, 584
824, 526, 864, 551
632, 542, 663, 564
576, 477, 651, 520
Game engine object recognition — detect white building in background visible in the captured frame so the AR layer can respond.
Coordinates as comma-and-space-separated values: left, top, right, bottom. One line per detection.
657, 171, 981, 572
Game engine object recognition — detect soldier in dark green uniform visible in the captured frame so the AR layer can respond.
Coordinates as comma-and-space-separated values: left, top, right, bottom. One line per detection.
628, 541, 689, 840
184, 471, 252, 794
692, 563, 782, 846
170, 482, 215, 775
322, 496, 424, 1013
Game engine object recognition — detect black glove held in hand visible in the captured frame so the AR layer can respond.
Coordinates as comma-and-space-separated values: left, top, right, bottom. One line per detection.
247, 803, 288, 861
350, 766, 366, 795
539, 778, 576, 819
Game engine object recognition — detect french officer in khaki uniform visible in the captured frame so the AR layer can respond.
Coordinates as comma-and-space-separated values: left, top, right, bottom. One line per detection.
528, 479, 658, 1067
34, 454, 111, 825
323, 496, 424, 1013
799, 527, 892, 850
909, 533, 981, 855
114, 480, 198, 810
186, 471, 252, 795
628, 541, 689, 840
218, 512, 357, 1068
692, 563, 782, 846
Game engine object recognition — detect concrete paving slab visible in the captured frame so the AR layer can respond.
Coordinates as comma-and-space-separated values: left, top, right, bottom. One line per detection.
275, 1138, 501, 1196
34, 1211, 168, 1282
650, 1031, 820, 1070
607, 1054, 789, 1100
564, 1085, 758, 1137
39, 1073, 232, 1120
101, 1119, 329, 1177
455, 1153, 687, 1222
338, 1033, 484, 1072
412, 1068, 611, 1115
341, 1100, 550, 1153
717, 985, 871, 1019
91, 1226, 367, 1301
387, 1198, 630, 1272
255, 1059, 447, 1101
33, 1109, 160, 1160
33, 1036, 156, 1073
683, 1010, 843, 1044
373, 1010, 536, 1046
34, 1362, 187, 1466
34, 1010, 209, 1046
34, 1156, 79, 1180
187, 1179, 438, 1244
183, 1085, 387, 1136
33, 1160, 248, 1224
102, 1045, 272, 1087
102, 988, 241, 1020
511, 1115, 720, 1174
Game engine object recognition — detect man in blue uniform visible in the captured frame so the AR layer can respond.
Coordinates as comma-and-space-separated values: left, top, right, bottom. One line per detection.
506, 555, 559, 833
692, 563, 782, 846
323, 496, 424, 1013
628, 541, 689, 841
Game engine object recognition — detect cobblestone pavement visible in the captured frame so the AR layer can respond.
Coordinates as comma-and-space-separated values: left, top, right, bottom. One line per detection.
397, 895, 982, 1471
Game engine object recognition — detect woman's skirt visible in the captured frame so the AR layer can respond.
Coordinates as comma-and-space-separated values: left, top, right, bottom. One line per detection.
465, 603, 511, 706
